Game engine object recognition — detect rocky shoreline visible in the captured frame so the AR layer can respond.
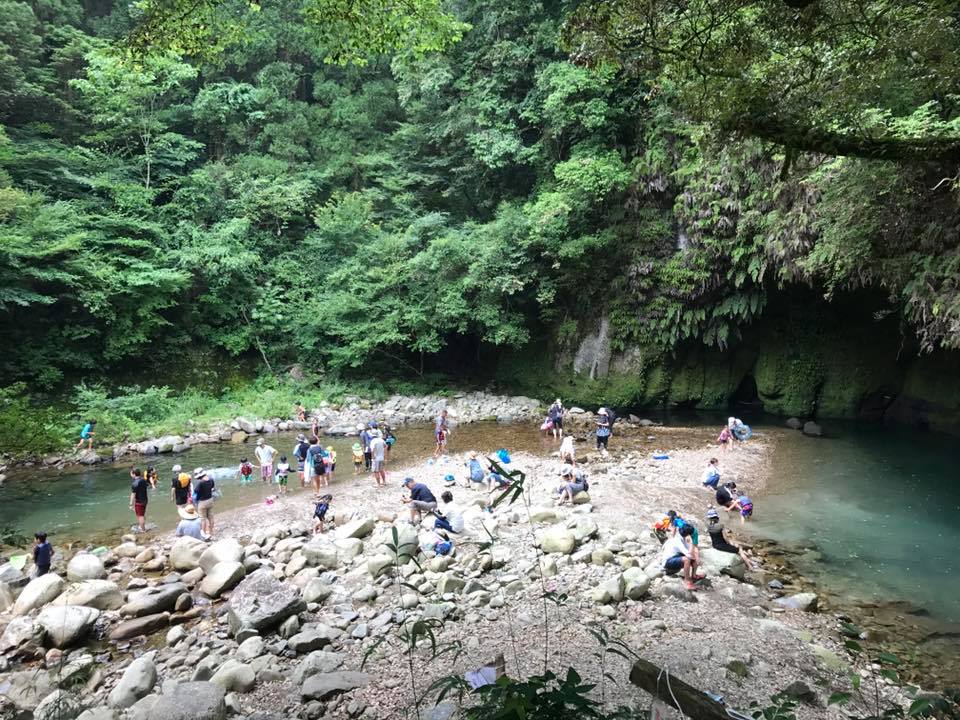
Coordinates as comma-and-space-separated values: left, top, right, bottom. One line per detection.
0, 422, 909, 720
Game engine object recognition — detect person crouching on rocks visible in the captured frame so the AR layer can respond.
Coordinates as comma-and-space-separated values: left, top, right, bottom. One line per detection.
555, 464, 587, 505
705, 507, 754, 570
662, 524, 703, 590
559, 435, 576, 465
175, 505, 205, 540
701, 457, 721, 489
401, 476, 437, 525
464, 451, 486, 488
313, 494, 333, 534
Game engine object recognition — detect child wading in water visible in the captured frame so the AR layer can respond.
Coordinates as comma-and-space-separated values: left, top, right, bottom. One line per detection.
325, 447, 336, 485
352, 442, 363, 474
313, 494, 333, 534
275, 455, 291, 495
237, 458, 254, 484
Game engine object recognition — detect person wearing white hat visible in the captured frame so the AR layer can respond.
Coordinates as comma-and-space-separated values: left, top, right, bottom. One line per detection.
193, 468, 216, 538
175, 504, 205, 540
595, 408, 612, 453
369, 429, 387, 487
255, 437, 276, 483
547, 398, 565, 440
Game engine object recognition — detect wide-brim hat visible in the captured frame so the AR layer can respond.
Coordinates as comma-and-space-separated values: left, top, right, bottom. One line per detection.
178, 505, 198, 520
192, 468, 207, 480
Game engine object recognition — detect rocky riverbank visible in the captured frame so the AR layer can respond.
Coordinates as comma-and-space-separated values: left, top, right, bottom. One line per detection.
0, 425, 900, 720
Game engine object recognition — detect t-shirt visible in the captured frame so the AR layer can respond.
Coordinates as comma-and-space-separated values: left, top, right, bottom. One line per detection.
195, 478, 215, 502
703, 466, 720, 485
468, 459, 484, 481
80, 423, 92, 438
360, 430, 371, 451
548, 404, 563, 420
306, 445, 325, 469
435, 415, 447, 433
596, 417, 611, 437
34, 542, 52, 567
440, 503, 465, 533
662, 532, 690, 561
176, 518, 204, 540
716, 486, 734, 506
255, 445, 276, 465
131, 477, 149, 504
171, 477, 190, 505
370, 437, 386, 462
276, 462, 290, 477
410, 483, 437, 504
294, 441, 309, 461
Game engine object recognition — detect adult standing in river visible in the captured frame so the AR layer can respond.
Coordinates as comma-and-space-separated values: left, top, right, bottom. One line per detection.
305, 436, 326, 496
370, 429, 387, 487
595, 408, 612, 453
293, 433, 310, 486
129, 467, 150, 533
359, 424, 373, 472
255, 438, 276, 483
170, 468, 192, 510
434, 409, 449, 457
547, 399, 565, 440
194, 468, 216, 538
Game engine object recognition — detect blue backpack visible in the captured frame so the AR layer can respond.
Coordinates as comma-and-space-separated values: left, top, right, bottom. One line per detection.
497, 449, 511, 464
469, 459, 484, 482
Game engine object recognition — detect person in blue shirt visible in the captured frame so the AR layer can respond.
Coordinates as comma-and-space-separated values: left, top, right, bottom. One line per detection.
33, 532, 52, 576
401, 476, 438, 524
595, 408, 611, 452
75, 419, 96, 450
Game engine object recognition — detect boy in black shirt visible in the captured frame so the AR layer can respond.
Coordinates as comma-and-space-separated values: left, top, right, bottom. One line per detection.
33, 532, 52, 576
129, 467, 150, 533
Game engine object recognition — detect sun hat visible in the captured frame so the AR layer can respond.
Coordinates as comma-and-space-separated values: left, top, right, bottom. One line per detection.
192, 467, 206, 480
172, 464, 182, 473
257, 438, 264, 445
178, 505, 199, 520
706, 507, 720, 520
326, 446, 333, 452
297, 433, 306, 441
352, 442, 361, 450
598, 407, 608, 415
560, 464, 574, 477
370, 429, 382, 438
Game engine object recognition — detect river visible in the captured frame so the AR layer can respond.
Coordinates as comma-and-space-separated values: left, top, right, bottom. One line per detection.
1, 417, 957, 681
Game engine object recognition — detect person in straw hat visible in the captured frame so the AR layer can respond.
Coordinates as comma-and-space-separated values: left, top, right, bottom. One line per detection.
175, 504, 205, 540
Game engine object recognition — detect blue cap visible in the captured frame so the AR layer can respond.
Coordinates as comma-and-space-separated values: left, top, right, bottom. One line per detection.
402, 476, 414, 486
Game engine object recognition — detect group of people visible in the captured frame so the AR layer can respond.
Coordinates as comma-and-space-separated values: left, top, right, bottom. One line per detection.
541, 400, 615, 453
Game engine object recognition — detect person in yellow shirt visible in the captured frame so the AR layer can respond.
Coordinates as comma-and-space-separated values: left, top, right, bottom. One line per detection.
325, 446, 337, 485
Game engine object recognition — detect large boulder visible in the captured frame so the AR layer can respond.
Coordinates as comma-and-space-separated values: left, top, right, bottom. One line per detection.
0, 562, 26, 586
67, 553, 106, 582
36, 605, 100, 648
302, 541, 339, 569
109, 613, 170, 641
334, 518, 375, 540
121, 583, 187, 617
623, 568, 652, 600
382, 524, 419, 564
699, 548, 746, 580
12, 573, 64, 615
142, 682, 225, 720
300, 672, 371, 701
0, 615, 44, 655
591, 574, 625, 604
33, 690, 82, 720
774, 593, 819, 612
209, 660, 255, 693
52, 580, 123, 610
0, 669, 55, 712
200, 562, 246, 598
108, 655, 157, 709
170, 537, 208, 571
0, 581, 15, 612
199, 539, 244, 574
538, 527, 576, 554
227, 569, 306, 637
366, 554, 393, 578
572, 517, 599, 543
802, 421, 823, 437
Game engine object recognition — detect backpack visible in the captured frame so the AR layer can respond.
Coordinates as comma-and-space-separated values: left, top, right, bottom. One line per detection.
469, 459, 484, 482
241, 462, 252, 475
312, 449, 326, 475
581, 475, 589, 492
606, 408, 617, 427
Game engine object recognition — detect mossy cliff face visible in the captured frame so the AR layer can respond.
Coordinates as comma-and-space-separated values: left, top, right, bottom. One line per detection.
496, 296, 960, 433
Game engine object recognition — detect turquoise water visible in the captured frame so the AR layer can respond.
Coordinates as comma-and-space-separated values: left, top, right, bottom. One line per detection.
753, 423, 960, 625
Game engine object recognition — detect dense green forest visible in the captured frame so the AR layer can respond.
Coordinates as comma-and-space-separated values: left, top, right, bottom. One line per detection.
2, 0, 960, 446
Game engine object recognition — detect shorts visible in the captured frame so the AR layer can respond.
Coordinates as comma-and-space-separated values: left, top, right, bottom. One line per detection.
664, 554, 686, 572
596, 434, 609, 449
740, 505, 753, 518
326, 463, 335, 473
241, 473, 252, 483
134, 502, 147, 518
277, 474, 288, 486
713, 540, 740, 554
411, 500, 437, 512
198, 499, 215, 520
565, 482, 585, 495
260, 463, 273, 478
297, 460, 305, 472
315, 508, 328, 522
552, 417, 563, 429
703, 476, 720, 489
36, 565, 50, 576
372, 460, 384, 472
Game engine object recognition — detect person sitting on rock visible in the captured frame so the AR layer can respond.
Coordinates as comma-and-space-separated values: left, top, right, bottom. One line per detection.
556, 464, 587, 505
464, 451, 486, 487
486, 469, 511, 494
666, 510, 700, 549
401, 476, 437, 525
701, 457, 721, 489
705, 507, 753, 569
662, 524, 703, 590
434, 491, 465, 534
175, 505, 205, 540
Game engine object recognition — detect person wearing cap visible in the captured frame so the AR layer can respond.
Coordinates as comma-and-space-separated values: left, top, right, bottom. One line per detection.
293, 434, 310, 485
596, 408, 612, 452
370, 429, 387, 487
464, 451, 485, 487
175, 504, 205, 540
547, 398, 565, 440
359, 424, 373, 472
193, 468, 217, 538
555, 464, 587, 505
705, 507, 754, 570
170, 468, 193, 508
255, 438, 277, 483
401, 476, 437, 524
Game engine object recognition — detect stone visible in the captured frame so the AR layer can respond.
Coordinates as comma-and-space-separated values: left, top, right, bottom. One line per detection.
591, 549, 614, 565
383, 524, 419, 564
67, 553, 106, 582
528, 507, 558, 523
121, 583, 187, 617
802, 421, 823, 437
0, 668, 55, 711
302, 579, 333, 604
279, 615, 300, 639
811, 644, 847, 672
170, 537, 208, 571
166, 625, 186, 646
591, 574, 625, 604
538, 527, 576, 554
622, 568, 652, 600
36, 605, 100, 648
774, 592, 819, 612
237, 636, 265, 661
785, 417, 803, 430
334, 518, 375, 540
572, 491, 591, 505
367, 554, 393, 578
227, 570, 306, 636
0, 615, 43, 655
699, 548, 747, 580
181, 567, 205, 586
76, 708, 120, 720
34, 690, 82, 720
289, 625, 341, 653
334, 537, 364, 561
109, 612, 170, 640
52, 580, 123, 610
436, 574, 466, 594
300, 672, 372, 701
108, 655, 157, 709
230, 431, 247, 444
0, 562, 27, 586
302, 541, 339, 569
147, 682, 226, 720
539, 557, 558, 577
210, 660, 255, 693
572, 517, 599, 542
200, 562, 246, 598
12, 573, 65, 615
113, 542, 140, 558
292, 651, 345, 684
199, 539, 244, 574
